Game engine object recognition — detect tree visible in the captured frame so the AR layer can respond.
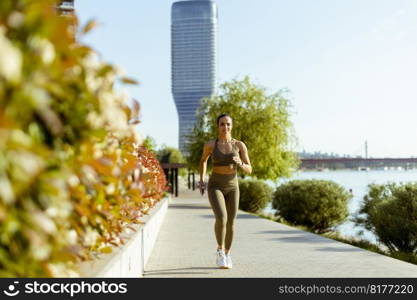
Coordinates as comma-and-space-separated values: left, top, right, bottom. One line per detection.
142, 135, 157, 153
186, 76, 299, 180
157, 145, 187, 177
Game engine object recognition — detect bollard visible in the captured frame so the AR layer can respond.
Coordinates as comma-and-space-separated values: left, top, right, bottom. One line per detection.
188, 169, 191, 189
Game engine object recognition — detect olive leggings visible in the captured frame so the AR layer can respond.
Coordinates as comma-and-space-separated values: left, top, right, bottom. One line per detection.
207, 172, 240, 250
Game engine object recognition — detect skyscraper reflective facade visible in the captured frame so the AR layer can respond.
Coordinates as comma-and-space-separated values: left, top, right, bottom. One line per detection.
171, 0, 217, 154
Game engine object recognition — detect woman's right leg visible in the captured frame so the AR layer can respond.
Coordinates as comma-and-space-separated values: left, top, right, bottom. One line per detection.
207, 187, 227, 250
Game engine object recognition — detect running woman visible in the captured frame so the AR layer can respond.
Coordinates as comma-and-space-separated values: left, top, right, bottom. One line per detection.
199, 113, 252, 269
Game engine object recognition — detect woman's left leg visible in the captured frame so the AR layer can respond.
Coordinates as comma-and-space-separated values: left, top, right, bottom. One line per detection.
224, 183, 239, 253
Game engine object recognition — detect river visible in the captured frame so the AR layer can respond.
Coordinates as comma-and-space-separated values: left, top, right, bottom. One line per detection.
263, 169, 417, 243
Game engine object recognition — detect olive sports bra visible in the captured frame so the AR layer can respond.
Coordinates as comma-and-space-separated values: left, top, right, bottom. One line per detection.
212, 138, 240, 167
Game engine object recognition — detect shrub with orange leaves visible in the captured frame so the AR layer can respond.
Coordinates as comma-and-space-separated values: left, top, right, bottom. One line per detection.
0, 0, 167, 277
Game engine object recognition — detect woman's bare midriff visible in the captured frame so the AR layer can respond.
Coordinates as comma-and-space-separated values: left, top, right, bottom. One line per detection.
212, 165, 237, 175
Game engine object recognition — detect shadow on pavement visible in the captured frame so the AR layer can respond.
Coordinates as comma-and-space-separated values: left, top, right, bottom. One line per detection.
144, 266, 218, 276
236, 214, 262, 219
169, 204, 211, 210
201, 213, 271, 219
268, 236, 336, 243
316, 247, 363, 252
201, 214, 215, 218
145, 271, 208, 276
257, 230, 302, 235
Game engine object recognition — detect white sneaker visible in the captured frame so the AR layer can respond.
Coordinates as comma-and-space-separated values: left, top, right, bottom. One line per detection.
216, 249, 228, 269
225, 253, 232, 269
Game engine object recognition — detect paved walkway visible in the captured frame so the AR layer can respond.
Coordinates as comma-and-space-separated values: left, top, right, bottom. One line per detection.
144, 186, 417, 278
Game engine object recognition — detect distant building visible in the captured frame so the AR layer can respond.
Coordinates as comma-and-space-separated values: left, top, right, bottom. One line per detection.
171, 0, 218, 154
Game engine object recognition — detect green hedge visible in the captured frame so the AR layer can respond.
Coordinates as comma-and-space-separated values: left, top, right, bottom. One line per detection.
0, 0, 167, 277
272, 179, 351, 233
354, 182, 417, 254
239, 179, 273, 213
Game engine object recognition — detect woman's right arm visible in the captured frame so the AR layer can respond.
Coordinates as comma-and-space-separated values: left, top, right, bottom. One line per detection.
199, 142, 212, 193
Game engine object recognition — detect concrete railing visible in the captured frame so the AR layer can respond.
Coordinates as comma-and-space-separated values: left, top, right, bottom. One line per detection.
76, 195, 170, 277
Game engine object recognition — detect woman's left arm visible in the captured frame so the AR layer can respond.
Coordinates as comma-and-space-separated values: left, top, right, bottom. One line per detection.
237, 141, 252, 174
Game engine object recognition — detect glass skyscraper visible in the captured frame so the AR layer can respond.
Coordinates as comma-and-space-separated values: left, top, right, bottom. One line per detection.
171, 0, 218, 155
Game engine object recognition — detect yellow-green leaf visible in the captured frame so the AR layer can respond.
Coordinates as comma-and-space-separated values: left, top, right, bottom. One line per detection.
82, 19, 98, 34
99, 246, 113, 254
120, 77, 138, 85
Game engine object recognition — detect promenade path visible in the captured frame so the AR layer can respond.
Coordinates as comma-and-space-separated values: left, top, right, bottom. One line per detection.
144, 185, 417, 278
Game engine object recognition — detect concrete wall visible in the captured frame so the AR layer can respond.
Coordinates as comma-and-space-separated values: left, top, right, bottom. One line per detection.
76, 195, 170, 277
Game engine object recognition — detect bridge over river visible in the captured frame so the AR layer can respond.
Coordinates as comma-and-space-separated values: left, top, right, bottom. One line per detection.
301, 158, 417, 170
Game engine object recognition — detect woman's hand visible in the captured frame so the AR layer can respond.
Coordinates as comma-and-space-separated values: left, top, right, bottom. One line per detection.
198, 180, 206, 195
232, 156, 243, 167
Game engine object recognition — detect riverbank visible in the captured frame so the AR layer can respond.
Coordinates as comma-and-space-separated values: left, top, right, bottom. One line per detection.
263, 169, 417, 243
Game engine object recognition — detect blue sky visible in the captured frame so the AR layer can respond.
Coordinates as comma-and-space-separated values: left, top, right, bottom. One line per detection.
76, 0, 417, 158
